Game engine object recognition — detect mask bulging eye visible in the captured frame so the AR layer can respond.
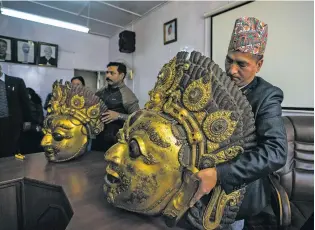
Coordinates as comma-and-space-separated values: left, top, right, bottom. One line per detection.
52, 133, 64, 142
129, 139, 141, 159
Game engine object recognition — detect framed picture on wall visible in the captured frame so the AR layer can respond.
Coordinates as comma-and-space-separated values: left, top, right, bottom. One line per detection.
37, 42, 58, 67
0, 35, 14, 62
163, 18, 177, 45
15, 39, 37, 64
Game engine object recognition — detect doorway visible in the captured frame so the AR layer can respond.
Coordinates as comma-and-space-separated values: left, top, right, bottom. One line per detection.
74, 69, 98, 92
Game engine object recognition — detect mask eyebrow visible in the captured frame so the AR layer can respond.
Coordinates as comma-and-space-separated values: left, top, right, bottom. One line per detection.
52, 120, 72, 130
129, 121, 171, 148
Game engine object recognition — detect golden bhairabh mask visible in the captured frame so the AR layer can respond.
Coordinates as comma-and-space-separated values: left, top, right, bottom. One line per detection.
103, 51, 256, 229
41, 80, 107, 162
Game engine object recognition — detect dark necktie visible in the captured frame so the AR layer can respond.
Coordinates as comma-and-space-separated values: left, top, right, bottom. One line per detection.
0, 78, 9, 118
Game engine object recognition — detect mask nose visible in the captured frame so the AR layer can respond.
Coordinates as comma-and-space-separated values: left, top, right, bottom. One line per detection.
105, 143, 127, 165
41, 134, 53, 147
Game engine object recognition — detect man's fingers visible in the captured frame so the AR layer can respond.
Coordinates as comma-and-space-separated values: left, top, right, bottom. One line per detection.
102, 111, 110, 116
101, 116, 112, 123
103, 118, 111, 122
101, 114, 111, 120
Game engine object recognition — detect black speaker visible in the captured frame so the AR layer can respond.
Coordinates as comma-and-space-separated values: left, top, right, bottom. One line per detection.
0, 177, 73, 230
119, 30, 135, 53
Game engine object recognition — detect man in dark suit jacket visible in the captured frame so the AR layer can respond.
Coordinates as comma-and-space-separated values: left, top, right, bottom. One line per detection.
0, 64, 32, 157
189, 17, 287, 229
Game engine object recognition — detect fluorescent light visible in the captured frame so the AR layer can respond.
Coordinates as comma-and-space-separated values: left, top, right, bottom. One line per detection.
1, 7, 89, 33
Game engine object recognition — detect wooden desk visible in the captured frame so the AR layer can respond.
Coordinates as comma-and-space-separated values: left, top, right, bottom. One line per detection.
0, 152, 184, 230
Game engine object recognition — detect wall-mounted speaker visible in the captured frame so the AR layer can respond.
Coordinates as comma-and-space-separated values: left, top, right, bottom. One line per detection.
119, 30, 135, 53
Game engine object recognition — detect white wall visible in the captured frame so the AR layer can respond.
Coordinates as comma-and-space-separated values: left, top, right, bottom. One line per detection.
212, 1, 314, 108
0, 14, 109, 102
109, 1, 229, 107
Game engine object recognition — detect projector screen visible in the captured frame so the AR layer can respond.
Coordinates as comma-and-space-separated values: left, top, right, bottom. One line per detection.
211, 1, 314, 109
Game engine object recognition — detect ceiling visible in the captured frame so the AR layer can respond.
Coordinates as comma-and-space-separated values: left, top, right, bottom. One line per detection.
0, 1, 166, 37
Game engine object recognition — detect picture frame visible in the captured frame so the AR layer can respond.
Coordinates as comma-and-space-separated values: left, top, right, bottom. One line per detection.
15, 39, 37, 65
37, 42, 58, 67
163, 18, 177, 45
0, 35, 14, 62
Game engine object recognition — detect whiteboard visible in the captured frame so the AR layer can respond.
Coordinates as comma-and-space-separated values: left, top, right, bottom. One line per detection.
212, 1, 314, 109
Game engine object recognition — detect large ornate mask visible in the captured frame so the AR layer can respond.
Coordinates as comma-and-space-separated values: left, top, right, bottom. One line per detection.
103, 51, 256, 229
41, 81, 107, 162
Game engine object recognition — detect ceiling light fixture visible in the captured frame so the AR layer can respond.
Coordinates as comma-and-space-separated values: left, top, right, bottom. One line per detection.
0, 7, 89, 33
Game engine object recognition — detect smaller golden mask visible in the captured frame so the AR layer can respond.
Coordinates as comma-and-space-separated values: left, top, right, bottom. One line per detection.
41, 81, 107, 162
104, 51, 257, 230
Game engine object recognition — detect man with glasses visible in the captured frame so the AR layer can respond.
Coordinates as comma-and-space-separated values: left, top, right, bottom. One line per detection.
93, 62, 140, 151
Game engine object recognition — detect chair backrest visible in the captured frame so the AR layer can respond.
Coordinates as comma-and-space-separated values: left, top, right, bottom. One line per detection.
277, 116, 314, 228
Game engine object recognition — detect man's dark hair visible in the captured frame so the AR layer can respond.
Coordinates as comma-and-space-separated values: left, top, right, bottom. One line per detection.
107, 62, 127, 78
0, 39, 7, 45
71, 76, 85, 86
27, 87, 42, 105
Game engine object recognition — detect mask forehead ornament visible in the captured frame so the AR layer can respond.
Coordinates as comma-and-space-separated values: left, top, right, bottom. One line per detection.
104, 51, 256, 229
42, 80, 107, 162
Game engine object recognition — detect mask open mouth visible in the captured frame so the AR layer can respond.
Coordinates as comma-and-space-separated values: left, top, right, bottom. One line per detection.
44, 147, 57, 157
105, 165, 121, 186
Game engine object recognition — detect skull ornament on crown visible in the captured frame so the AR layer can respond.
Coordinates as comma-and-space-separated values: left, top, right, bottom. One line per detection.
41, 80, 107, 162
103, 51, 257, 229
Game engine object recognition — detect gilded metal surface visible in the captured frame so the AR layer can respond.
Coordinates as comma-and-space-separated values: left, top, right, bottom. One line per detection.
163, 169, 200, 225
183, 75, 211, 112
129, 121, 171, 148
207, 141, 220, 153
103, 51, 257, 230
202, 186, 241, 229
104, 110, 182, 214
203, 111, 238, 143
41, 80, 107, 162
194, 111, 207, 125
212, 146, 244, 164
145, 57, 185, 111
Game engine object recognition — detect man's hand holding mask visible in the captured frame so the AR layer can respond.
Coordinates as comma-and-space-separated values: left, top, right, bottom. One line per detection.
190, 168, 218, 208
